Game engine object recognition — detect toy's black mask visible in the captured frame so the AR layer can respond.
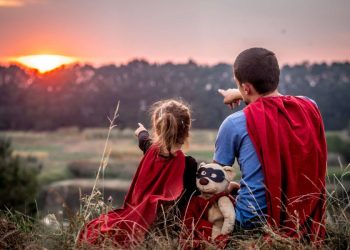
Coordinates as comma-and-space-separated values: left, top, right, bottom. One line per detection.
196, 167, 225, 183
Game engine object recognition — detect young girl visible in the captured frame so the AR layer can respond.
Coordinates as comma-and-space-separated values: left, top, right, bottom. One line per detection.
78, 99, 198, 247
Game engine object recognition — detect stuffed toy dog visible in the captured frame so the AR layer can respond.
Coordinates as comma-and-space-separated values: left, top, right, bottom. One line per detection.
182, 162, 239, 248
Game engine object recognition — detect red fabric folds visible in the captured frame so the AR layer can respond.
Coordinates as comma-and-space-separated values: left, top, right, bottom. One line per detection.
181, 192, 235, 248
243, 96, 327, 242
78, 145, 186, 246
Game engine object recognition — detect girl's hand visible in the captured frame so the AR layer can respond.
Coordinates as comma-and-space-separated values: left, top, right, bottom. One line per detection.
135, 123, 147, 137
218, 88, 243, 109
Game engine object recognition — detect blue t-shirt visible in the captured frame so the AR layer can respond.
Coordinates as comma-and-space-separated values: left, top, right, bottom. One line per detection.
214, 110, 267, 226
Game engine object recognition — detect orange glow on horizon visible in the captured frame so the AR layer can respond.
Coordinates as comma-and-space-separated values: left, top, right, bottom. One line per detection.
13, 54, 77, 73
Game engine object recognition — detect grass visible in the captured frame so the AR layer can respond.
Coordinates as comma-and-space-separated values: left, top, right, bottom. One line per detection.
38, 167, 74, 185
1, 171, 349, 249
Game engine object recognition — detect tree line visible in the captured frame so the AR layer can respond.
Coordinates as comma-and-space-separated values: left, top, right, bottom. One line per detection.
0, 60, 349, 131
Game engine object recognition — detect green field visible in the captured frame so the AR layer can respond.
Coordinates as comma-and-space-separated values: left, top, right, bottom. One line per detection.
0, 128, 223, 184
0, 128, 348, 185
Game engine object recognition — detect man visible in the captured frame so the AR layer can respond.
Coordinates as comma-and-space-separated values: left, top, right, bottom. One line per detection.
214, 48, 327, 241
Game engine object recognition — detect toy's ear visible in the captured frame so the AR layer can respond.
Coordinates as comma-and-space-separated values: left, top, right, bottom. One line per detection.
198, 162, 206, 169
227, 181, 240, 193
222, 166, 235, 181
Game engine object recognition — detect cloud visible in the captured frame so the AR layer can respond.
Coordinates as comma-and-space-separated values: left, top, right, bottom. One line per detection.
0, 0, 43, 8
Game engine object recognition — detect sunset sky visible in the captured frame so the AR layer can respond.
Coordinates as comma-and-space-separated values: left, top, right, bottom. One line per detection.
0, 0, 349, 66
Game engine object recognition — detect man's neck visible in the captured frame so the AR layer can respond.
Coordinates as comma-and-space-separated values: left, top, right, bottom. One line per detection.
250, 89, 281, 103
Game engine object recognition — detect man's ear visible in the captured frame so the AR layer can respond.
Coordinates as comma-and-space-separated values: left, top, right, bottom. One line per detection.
242, 82, 258, 96
198, 162, 206, 169
241, 83, 250, 95
222, 166, 235, 181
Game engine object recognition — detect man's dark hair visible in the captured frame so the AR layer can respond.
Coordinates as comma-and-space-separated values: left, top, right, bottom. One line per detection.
233, 48, 280, 94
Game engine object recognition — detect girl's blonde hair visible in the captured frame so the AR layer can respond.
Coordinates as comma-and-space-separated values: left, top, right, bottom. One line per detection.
150, 99, 191, 156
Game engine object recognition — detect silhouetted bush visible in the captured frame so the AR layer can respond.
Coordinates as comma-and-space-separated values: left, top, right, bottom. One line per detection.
0, 137, 41, 214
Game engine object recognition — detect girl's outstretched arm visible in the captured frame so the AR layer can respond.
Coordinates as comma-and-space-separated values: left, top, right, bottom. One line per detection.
135, 123, 152, 154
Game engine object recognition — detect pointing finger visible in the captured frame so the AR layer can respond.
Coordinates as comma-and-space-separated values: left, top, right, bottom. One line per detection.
218, 89, 225, 96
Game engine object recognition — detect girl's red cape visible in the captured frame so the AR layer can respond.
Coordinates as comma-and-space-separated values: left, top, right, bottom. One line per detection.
244, 96, 327, 242
78, 145, 185, 246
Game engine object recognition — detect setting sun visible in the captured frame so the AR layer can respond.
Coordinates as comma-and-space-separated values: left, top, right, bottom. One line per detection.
14, 54, 77, 73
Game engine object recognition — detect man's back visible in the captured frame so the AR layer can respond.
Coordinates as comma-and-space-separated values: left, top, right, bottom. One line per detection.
214, 96, 327, 237
214, 110, 267, 227
243, 95, 327, 240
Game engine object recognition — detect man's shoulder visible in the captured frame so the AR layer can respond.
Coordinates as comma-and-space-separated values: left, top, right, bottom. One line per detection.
219, 110, 247, 135
225, 110, 246, 124
296, 96, 318, 107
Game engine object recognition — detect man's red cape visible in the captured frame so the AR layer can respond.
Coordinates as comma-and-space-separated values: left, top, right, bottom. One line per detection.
243, 96, 327, 241
78, 145, 185, 246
